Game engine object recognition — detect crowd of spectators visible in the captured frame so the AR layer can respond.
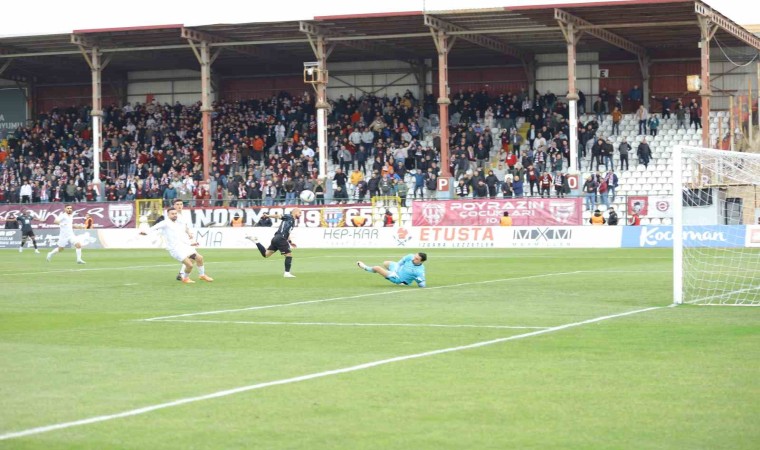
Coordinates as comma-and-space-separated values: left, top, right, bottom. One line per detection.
0, 84, 699, 207
0, 87, 568, 206
0, 90, 437, 206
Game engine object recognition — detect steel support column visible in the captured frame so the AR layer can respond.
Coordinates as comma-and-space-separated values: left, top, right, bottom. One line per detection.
555, 8, 649, 155
186, 39, 219, 183
431, 29, 452, 179
314, 36, 330, 181
698, 16, 718, 148
639, 55, 651, 110
90, 49, 102, 192
199, 41, 213, 183
184, 29, 222, 184
523, 59, 536, 108
300, 23, 337, 182
74, 36, 111, 199
558, 21, 581, 173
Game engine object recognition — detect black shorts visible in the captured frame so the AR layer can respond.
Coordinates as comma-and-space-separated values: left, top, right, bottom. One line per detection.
21, 230, 35, 238
268, 235, 292, 254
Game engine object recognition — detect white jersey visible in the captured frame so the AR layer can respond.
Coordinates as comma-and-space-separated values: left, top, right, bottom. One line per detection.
58, 213, 75, 237
56, 212, 83, 247
165, 209, 192, 236
151, 218, 195, 262
176, 213, 192, 236
152, 219, 192, 248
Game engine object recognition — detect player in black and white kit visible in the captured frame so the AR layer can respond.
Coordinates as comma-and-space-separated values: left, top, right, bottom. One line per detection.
16, 209, 41, 253
246, 207, 301, 278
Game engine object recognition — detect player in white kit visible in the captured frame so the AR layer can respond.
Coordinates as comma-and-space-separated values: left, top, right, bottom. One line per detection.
168, 199, 194, 281
46, 204, 86, 264
142, 207, 213, 283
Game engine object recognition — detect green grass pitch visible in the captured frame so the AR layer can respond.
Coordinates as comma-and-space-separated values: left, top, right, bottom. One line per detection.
0, 248, 758, 449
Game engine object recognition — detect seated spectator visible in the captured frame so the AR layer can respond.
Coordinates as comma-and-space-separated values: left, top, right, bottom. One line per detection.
589, 209, 606, 225
500, 211, 513, 226
607, 207, 619, 226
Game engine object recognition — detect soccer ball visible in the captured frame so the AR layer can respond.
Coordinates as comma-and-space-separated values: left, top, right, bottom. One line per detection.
300, 190, 315, 203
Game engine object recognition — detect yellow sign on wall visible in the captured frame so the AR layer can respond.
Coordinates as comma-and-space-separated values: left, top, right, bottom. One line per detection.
686, 75, 701, 92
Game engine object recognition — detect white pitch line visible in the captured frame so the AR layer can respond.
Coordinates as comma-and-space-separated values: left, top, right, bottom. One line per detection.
0, 263, 178, 277
0, 305, 664, 442
0, 255, 348, 277
154, 319, 550, 330
140, 270, 585, 322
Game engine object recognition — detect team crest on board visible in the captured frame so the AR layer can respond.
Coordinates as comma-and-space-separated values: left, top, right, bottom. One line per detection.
420, 202, 445, 226
108, 203, 134, 228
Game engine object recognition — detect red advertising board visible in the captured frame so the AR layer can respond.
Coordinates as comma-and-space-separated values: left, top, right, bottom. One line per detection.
412, 198, 583, 226
0, 203, 136, 228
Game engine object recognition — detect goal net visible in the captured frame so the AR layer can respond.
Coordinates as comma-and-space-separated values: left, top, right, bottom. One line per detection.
673, 146, 760, 305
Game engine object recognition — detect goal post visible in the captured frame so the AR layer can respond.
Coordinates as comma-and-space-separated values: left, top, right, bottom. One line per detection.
672, 146, 760, 305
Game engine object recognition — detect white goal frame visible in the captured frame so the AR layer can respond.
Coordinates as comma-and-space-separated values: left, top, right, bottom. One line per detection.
672, 145, 760, 305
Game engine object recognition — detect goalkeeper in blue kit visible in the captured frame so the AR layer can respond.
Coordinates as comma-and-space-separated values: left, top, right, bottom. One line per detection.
357, 253, 427, 287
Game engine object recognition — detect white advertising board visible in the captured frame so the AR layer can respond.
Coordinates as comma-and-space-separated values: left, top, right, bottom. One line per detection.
746, 226, 760, 248
96, 226, 623, 250
412, 226, 622, 249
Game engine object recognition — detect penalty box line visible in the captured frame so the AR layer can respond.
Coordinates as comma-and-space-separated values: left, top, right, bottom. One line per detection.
140, 271, 586, 322
0, 304, 666, 442
152, 319, 551, 330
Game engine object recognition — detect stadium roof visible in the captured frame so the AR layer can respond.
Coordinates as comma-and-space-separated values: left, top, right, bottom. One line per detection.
0, 0, 758, 85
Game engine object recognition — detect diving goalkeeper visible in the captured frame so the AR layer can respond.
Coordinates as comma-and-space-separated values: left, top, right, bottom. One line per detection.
357, 253, 427, 287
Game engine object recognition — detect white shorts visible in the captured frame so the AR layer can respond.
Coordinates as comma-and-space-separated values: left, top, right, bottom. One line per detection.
57, 234, 82, 248
168, 245, 197, 263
